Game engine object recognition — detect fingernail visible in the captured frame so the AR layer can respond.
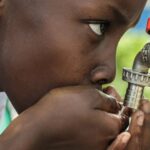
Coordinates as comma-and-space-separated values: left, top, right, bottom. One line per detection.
121, 133, 131, 144
143, 103, 150, 114
137, 111, 144, 126
140, 100, 148, 107
141, 100, 147, 105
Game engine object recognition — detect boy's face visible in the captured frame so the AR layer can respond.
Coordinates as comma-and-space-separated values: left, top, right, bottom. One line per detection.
0, 0, 147, 112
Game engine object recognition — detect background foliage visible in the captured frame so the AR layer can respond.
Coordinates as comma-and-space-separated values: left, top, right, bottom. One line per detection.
112, 32, 150, 99
112, 0, 150, 99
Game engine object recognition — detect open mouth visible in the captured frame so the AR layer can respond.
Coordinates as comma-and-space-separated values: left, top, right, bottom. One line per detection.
95, 84, 120, 100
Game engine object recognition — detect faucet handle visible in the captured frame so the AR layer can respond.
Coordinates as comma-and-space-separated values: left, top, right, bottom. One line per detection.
122, 68, 150, 87
146, 18, 150, 34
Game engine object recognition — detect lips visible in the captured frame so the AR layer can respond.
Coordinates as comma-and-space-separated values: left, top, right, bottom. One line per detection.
102, 86, 122, 102
95, 84, 122, 103
102, 86, 123, 110
92, 83, 123, 111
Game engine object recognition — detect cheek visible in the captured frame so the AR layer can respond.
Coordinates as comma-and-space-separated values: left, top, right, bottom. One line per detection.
1, 19, 95, 111
2, 34, 87, 88
2, 20, 120, 95
32, 20, 94, 85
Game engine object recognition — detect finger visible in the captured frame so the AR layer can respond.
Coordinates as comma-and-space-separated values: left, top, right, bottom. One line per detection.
103, 86, 122, 102
125, 111, 145, 149
139, 99, 150, 114
49, 86, 122, 114
94, 90, 122, 114
58, 86, 122, 114
128, 110, 144, 135
107, 132, 131, 150
138, 99, 150, 149
94, 111, 129, 138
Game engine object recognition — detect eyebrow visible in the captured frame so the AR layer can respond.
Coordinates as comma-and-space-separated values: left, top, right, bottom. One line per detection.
77, 1, 142, 28
107, 3, 143, 28
128, 10, 143, 28
108, 4, 130, 25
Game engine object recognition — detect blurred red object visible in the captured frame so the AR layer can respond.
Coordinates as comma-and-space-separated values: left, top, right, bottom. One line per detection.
146, 18, 150, 34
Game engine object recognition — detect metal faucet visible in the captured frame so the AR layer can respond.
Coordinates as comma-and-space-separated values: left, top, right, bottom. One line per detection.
122, 18, 150, 110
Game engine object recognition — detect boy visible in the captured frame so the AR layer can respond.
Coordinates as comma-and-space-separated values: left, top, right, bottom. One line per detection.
0, 0, 149, 149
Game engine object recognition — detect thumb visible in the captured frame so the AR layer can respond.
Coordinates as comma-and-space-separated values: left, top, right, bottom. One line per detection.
107, 132, 131, 150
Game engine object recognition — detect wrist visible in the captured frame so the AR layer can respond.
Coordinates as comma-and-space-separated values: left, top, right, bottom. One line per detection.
0, 112, 41, 150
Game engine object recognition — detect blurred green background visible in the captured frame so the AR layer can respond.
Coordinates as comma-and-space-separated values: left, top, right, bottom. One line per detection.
112, 32, 150, 99
112, 0, 150, 99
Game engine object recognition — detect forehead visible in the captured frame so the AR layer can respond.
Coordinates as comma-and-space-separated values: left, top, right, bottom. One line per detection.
71, 0, 147, 24
11, 0, 146, 13
10, 0, 146, 25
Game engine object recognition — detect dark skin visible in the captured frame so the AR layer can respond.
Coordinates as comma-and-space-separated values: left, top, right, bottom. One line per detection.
0, 0, 145, 112
0, 0, 149, 150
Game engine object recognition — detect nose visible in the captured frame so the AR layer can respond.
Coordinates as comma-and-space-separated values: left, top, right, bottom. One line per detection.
90, 45, 116, 85
90, 63, 116, 85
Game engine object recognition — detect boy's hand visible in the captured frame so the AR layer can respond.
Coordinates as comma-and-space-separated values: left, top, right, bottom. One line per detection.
107, 110, 142, 150
125, 100, 150, 150
0, 86, 128, 150
107, 99, 150, 150
140, 100, 150, 149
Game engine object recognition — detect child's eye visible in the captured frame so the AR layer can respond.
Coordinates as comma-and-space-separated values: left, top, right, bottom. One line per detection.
88, 21, 110, 36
